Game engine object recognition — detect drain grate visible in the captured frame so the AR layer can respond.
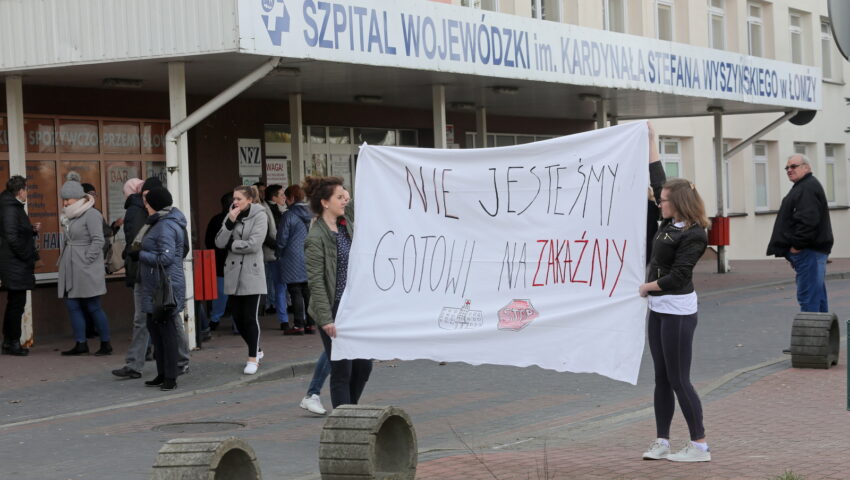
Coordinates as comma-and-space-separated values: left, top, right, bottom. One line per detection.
152, 421, 245, 434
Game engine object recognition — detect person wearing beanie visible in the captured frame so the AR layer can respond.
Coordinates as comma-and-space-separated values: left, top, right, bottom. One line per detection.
123, 178, 144, 198
141, 176, 163, 194
135, 186, 189, 391
57, 172, 112, 356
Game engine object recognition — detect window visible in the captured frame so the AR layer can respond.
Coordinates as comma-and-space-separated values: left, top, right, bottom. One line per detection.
793, 142, 807, 156
604, 0, 627, 33
824, 144, 836, 204
789, 13, 803, 64
656, 0, 674, 41
717, 140, 733, 210
464, 132, 554, 148
708, 0, 725, 49
659, 139, 681, 178
753, 142, 768, 210
821, 20, 833, 79
461, 0, 481, 7
532, 0, 562, 22
747, 3, 763, 57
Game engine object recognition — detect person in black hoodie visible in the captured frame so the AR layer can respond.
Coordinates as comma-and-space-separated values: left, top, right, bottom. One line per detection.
766, 154, 833, 313
0, 176, 39, 356
639, 157, 711, 461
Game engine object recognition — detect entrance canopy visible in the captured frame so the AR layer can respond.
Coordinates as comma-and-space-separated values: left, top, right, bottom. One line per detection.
1, 0, 822, 119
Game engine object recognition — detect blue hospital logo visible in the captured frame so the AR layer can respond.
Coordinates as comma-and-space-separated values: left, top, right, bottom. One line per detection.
261, 0, 290, 46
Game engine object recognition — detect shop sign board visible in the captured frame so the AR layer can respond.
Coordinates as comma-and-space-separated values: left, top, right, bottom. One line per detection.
238, 138, 263, 177
265, 156, 290, 186
241, 0, 820, 110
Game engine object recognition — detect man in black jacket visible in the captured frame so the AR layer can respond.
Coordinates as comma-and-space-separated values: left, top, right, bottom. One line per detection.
766, 154, 833, 312
0, 176, 39, 356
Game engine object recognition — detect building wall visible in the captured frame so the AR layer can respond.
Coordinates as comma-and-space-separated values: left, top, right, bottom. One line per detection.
477, 0, 850, 260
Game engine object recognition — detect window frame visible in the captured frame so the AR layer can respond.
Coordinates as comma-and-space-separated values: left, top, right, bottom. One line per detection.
659, 138, 682, 179
753, 142, 769, 211
824, 144, 836, 205
604, 0, 627, 33
789, 12, 803, 64
655, 0, 674, 41
821, 20, 834, 80
708, 0, 726, 50
747, 2, 764, 57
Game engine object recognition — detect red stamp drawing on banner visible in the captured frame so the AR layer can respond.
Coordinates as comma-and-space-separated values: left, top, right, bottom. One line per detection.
497, 299, 539, 331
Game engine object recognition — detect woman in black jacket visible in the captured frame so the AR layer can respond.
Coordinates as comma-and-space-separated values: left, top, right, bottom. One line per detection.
0, 176, 39, 356
639, 176, 711, 463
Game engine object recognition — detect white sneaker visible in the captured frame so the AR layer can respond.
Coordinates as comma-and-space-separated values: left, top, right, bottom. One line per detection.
243, 361, 259, 375
667, 442, 711, 462
257, 350, 264, 362
642, 440, 671, 460
300, 394, 327, 415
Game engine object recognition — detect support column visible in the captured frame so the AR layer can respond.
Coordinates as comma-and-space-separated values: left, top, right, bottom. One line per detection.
289, 93, 304, 182
6, 76, 33, 347
710, 106, 729, 273
596, 98, 608, 130
475, 106, 487, 148
432, 85, 447, 149
167, 62, 197, 349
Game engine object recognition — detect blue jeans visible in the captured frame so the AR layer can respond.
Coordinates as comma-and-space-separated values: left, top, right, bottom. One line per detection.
307, 350, 331, 396
264, 262, 276, 309
210, 276, 228, 322
275, 280, 288, 325
66, 296, 111, 343
787, 249, 829, 312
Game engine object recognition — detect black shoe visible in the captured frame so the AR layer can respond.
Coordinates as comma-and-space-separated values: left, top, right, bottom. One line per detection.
145, 375, 164, 386
2, 341, 29, 356
279, 323, 289, 331
61, 342, 89, 356
94, 341, 113, 356
284, 327, 305, 336
782, 348, 792, 354
112, 366, 141, 379
160, 378, 177, 391
145, 345, 154, 362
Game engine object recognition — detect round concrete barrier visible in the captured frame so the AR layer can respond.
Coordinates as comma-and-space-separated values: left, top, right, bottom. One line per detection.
151, 437, 261, 480
319, 405, 417, 480
790, 312, 840, 369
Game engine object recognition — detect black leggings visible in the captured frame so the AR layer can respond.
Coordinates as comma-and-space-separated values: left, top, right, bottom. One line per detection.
647, 310, 705, 441
231, 294, 261, 357
320, 328, 373, 408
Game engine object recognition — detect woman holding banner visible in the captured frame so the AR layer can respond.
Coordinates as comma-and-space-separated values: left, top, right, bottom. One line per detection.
304, 176, 372, 409
639, 138, 711, 463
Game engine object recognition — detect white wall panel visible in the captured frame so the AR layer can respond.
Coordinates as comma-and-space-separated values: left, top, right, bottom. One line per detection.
0, 0, 239, 71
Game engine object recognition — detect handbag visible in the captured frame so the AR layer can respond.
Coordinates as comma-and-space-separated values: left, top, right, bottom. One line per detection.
106, 238, 126, 274
152, 262, 177, 322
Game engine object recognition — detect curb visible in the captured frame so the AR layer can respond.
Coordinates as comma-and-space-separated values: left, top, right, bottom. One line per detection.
699, 270, 850, 298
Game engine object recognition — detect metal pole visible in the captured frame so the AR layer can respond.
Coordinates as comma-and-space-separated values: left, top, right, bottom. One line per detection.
475, 106, 487, 148
709, 106, 729, 273
596, 98, 608, 129
432, 85, 447, 149
5, 76, 33, 347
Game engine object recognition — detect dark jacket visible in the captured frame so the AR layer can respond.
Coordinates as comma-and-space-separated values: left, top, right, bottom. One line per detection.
766, 173, 833, 257
647, 161, 666, 264
205, 212, 228, 277
646, 220, 707, 296
138, 208, 187, 314
275, 203, 312, 284
121, 193, 148, 287
305, 214, 354, 327
0, 191, 39, 290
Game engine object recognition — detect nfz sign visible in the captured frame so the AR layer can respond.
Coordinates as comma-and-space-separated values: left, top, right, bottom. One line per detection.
238, 138, 262, 177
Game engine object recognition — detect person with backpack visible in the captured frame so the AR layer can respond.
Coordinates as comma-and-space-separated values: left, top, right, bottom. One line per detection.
0, 176, 39, 357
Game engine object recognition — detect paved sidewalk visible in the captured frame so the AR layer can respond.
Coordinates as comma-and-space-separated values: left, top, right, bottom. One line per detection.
2, 255, 849, 479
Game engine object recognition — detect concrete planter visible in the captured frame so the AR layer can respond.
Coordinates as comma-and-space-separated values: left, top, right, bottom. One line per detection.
319, 405, 417, 480
151, 437, 261, 480
790, 312, 840, 369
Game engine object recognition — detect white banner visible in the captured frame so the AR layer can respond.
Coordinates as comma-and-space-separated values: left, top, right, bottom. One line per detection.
334, 122, 650, 384
241, 0, 820, 110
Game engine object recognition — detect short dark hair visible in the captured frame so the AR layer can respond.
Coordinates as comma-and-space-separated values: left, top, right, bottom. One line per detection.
284, 184, 304, 203
5, 175, 26, 194
219, 192, 233, 211
253, 181, 266, 187
81, 183, 97, 194
265, 185, 283, 202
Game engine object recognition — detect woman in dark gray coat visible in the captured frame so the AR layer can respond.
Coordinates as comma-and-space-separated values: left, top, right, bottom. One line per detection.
215, 185, 268, 375
0, 176, 39, 356
57, 173, 112, 356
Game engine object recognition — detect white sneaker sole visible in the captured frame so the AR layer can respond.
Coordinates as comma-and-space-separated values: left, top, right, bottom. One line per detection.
299, 401, 327, 415
667, 454, 711, 462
